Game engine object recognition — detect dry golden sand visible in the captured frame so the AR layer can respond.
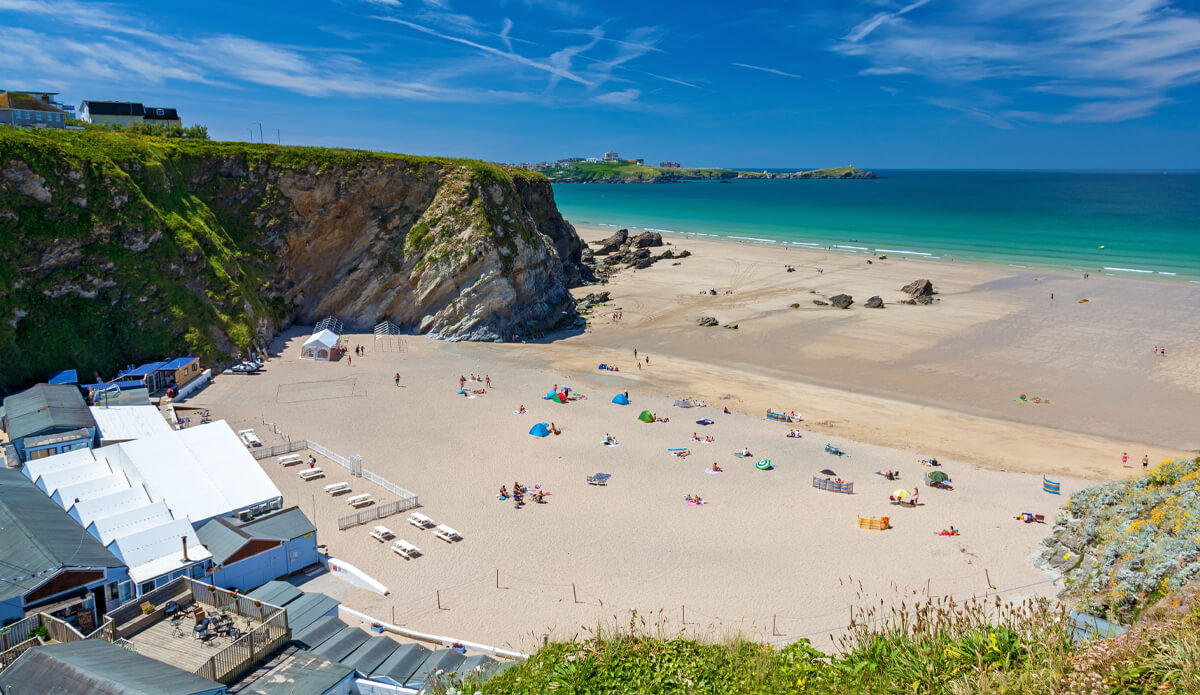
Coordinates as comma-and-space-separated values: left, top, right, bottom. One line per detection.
194, 232, 1198, 653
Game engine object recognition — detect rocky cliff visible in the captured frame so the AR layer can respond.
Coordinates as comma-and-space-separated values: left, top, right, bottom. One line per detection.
0, 129, 591, 390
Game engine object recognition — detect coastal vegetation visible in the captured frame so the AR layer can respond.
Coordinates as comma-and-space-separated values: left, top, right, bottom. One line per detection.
540, 161, 876, 183
0, 128, 584, 391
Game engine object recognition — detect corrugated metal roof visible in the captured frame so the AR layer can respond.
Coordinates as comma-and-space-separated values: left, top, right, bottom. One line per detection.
309, 625, 369, 663
0, 640, 225, 695
228, 507, 316, 541
246, 580, 303, 608
240, 651, 352, 695
290, 615, 346, 650
194, 519, 249, 566
339, 634, 400, 676
406, 649, 466, 689
1, 384, 93, 441
285, 594, 341, 634
120, 362, 167, 378
370, 642, 431, 686
0, 469, 124, 601
24, 427, 92, 449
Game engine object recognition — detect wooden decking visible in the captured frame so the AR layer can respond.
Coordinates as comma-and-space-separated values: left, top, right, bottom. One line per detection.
126, 603, 263, 674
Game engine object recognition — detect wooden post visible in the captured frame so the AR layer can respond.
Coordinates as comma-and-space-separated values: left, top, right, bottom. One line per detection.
926, 578, 931, 596
682, 605, 685, 624
773, 614, 778, 636
572, 583, 578, 604
985, 569, 995, 590
496, 569, 499, 589
391, 605, 395, 624
437, 590, 441, 610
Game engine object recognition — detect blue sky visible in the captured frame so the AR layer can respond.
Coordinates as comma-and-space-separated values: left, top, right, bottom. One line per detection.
2, 0, 1199, 168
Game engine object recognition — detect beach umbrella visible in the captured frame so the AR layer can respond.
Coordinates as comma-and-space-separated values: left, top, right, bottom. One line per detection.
892, 488, 911, 499
756, 459, 773, 470
926, 471, 949, 484
696, 418, 714, 426
529, 423, 550, 437
552, 393, 567, 404
820, 469, 837, 476
637, 409, 654, 423
612, 393, 630, 405
457, 390, 467, 395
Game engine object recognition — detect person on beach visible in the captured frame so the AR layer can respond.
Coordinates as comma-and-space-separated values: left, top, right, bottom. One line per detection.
460, 375, 466, 387
710, 463, 722, 473
645, 356, 650, 365
499, 485, 507, 499
308, 455, 316, 468
518, 404, 526, 414
486, 375, 492, 388
1122, 452, 1129, 465
1143, 455, 1149, 470
394, 373, 400, 387
634, 348, 638, 358
741, 447, 751, 457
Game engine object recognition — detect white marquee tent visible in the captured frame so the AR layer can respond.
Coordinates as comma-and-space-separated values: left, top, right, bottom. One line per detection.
301, 329, 340, 361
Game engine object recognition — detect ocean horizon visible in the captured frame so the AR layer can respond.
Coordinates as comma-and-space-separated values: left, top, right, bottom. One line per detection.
552, 170, 1200, 282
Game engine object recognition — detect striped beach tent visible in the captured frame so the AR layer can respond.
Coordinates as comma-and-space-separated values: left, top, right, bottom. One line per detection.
1043, 476, 1061, 495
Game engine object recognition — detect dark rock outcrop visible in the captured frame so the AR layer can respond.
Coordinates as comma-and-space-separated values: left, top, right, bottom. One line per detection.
696, 316, 719, 327
902, 279, 935, 298
813, 300, 829, 306
629, 231, 663, 248
865, 296, 884, 308
593, 229, 629, 255
829, 294, 854, 309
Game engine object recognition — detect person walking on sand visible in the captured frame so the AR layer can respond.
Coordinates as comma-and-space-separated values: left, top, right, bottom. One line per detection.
394, 373, 400, 387
1122, 452, 1128, 466
645, 356, 650, 365
1143, 455, 1149, 471
634, 348, 638, 358
485, 375, 492, 388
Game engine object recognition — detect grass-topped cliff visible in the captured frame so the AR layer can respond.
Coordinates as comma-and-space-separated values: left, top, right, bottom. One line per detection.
0, 128, 588, 391
540, 161, 876, 183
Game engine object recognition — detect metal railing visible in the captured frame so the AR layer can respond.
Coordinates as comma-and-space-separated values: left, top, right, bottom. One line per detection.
337, 498, 418, 531
194, 607, 290, 684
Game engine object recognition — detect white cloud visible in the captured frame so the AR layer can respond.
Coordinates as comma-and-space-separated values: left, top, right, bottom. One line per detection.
859, 66, 912, 75
732, 62, 802, 78
592, 88, 640, 106
835, 0, 1200, 124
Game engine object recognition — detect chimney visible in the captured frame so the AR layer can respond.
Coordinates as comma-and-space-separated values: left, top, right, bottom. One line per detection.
182, 536, 190, 562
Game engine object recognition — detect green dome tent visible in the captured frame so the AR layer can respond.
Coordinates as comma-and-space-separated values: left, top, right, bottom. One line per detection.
637, 409, 654, 423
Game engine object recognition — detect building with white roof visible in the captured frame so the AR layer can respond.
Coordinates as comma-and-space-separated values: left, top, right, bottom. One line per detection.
87, 501, 174, 545
107, 517, 211, 588
89, 405, 171, 445
18, 420, 281, 599
70, 486, 151, 527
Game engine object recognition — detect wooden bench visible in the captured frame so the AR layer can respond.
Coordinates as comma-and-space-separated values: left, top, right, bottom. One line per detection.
347, 493, 374, 508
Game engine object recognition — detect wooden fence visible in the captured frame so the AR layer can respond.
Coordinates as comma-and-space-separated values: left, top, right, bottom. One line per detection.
0, 615, 38, 652
337, 498, 418, 530
195, 607, 290, 684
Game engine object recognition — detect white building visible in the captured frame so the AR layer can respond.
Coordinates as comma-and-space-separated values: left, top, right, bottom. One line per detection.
90, 405, 172, 446
21, 421, 281, 598
603, 151, 619, 162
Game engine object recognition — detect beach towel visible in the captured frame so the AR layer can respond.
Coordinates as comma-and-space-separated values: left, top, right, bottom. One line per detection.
513, 410, 526, 415
705, 469, 723, 474
686, 500, 705, 506
734, 452, 752, 458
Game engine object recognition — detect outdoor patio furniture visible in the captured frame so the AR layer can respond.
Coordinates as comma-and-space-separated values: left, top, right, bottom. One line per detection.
347, 493, 374, 508
392, 539, 422, 559
433, 524, 462, 542
408, 512, 435, 529
299, 468, 325, 480
324, 482, 351, 495
278, 454, 302, 466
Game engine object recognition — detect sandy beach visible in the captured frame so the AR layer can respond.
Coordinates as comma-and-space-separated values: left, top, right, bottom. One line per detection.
192, 230, 1199, 654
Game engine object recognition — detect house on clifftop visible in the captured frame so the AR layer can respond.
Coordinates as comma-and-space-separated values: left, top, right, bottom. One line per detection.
79, 100, 182, 127
0, 90, 67, 129
0, 383, 95, 464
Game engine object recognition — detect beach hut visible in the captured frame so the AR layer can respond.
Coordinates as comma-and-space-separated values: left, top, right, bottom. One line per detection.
529, 423, 550, 437
637, 410, 654, 423
612, 393, 630, 405
302, 329, 340, 361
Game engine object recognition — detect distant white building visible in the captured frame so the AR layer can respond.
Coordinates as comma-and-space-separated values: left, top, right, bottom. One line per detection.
603, 151, 619, 162
585, 157, 602, 163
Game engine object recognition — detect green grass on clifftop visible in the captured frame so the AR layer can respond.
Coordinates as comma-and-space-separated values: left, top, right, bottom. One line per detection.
0, 128, 541, 392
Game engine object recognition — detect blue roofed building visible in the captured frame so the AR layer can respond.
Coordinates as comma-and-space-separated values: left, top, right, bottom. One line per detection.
0, 640, 226, 695
195, 507, 319, 591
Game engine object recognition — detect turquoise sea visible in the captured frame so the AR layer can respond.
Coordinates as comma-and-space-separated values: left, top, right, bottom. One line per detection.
551, 171, 1200, 281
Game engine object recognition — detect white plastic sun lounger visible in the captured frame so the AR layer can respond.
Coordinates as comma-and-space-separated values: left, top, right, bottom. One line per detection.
238, 430, 262, 447
324, 482, 351, 495
392, 539, 422, 559
347, 494, 374, 508
299, 468, 324, 481
408, 512, 435, 529
433, 524, 461, 542
369, 525, 394, 542
278, 454, 302, 466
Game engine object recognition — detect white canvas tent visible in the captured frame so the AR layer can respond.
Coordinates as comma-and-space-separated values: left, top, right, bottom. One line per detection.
301, 329, 340, 361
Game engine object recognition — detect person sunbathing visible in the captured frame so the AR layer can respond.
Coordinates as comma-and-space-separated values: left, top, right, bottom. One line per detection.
705, 436, 714, 443
499, 485, 508, 499
518, 405, 527, 413
692, 433, 702, 441
939, 526, 959, 536
723, 406, 731, 414
684, 494, 695, 503
710, 463, 722, 472
535, 490, 546, 503
741, 447, 752, 457
675, 450, 690, 457
550, 422, 561, 435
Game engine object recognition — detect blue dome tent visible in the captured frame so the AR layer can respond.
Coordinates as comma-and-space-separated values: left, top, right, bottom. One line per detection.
612, 393, 630, 405
529, 422, 551, 437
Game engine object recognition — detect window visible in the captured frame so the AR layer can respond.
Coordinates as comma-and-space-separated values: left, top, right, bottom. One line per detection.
27, 448, 53, 460
138, 580, 155, 595
35, 112, 42, 121
106, 582, 119, 601
156, 108, 164, 116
